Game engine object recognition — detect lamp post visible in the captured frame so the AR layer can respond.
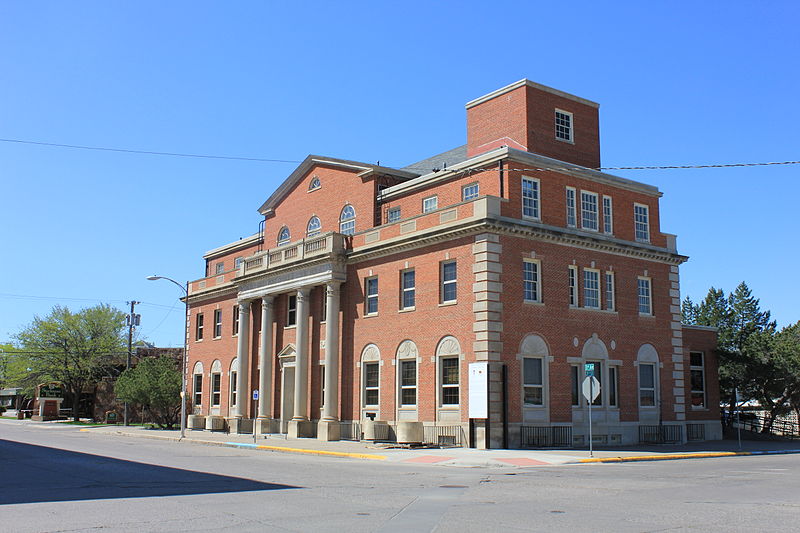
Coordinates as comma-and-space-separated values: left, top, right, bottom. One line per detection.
147, 275, 189, 439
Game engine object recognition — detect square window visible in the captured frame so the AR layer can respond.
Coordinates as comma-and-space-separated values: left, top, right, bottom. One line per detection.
462, 183, 479, 201
423, 196, 438, 213
522, 177, 540, 219
387, 207, 401, 223
215, 263, 225, 275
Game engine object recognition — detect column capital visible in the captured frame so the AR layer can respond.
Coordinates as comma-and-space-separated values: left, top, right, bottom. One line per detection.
326, 281, 342, 297
261, 295, 274, 310
297, 287, 312, 302
238, 300, 251, 314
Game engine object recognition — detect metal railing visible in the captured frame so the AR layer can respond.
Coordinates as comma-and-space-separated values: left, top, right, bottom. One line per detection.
639, 425, 683, 444
339, 421, 361, 441
727, 411, 800, 440
423, 425, 465, 447
686, 423, 705, 441
520, 426, 573, 448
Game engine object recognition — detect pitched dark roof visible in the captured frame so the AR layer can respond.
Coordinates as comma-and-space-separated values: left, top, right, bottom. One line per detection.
401, 145, 468, 175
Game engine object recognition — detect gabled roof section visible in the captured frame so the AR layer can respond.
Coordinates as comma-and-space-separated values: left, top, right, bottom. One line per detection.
401, 145, 468, 175
258, 154, 417, 216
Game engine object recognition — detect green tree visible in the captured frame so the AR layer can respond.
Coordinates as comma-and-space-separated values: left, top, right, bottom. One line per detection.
681, 296, 698, 325
115, 356, 181, 429
15, 305, 127, 421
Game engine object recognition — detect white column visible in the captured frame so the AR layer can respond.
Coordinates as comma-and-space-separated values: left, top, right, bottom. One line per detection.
258, 296, 274, 419
322, 282, 341, 421
292, 287, 311, 421
234, 300, 251, 418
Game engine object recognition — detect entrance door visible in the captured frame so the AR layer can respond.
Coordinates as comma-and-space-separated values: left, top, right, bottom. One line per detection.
280, 366, 295, 433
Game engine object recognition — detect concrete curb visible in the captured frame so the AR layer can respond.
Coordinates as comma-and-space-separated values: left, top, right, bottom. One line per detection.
576, 448, 800, 464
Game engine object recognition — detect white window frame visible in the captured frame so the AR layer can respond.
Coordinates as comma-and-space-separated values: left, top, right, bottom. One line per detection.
462, 182, 479, 201
583, 268, 600, 309
232, 305, 239, 336
277, 226, 291, 246
193, 372, 203, 407
286, 294, 297, 326
634, 203, 650, 242
234, 256, 243, 269
195, 313, 204, 341
638, 277, 653, 315
400, 269, 415, 310
213, 309, 222, 338
522, 357, 544, 406
690, 351, 706, 409
339, 205, 356, 235
521, 176, 540, 220
362, 361, 379, 407
440, 356, 460, 406
215, 262, 225, 275
555, 109, 573, 142
387, 206, 401, 223
211, 372, 221, 407
581, 191, 599, 231
365, 276, 378, 316
308, 176, 321, 191
566, 187, 577, 228
422, 195, 438, 213
568, 265, 578, 307
602, 195, 613, 234
306, 216, 321, 237
440, 260, 457, 304
604, 271, 615, 312
399, 359, 417, 407
523, 259, 542, 304
230, 370, 237, 408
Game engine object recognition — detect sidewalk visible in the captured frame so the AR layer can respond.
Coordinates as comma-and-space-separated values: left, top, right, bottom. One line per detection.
68, 423, 800, 469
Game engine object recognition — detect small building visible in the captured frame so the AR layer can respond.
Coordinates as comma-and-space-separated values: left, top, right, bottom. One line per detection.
184, 79, 721, 447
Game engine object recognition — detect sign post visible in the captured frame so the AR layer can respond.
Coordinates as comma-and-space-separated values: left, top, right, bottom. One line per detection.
582, 364, 600, 457
252, 389, 259, 443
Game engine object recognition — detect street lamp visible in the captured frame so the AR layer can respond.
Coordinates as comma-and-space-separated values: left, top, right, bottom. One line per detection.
147, 275, 189, 439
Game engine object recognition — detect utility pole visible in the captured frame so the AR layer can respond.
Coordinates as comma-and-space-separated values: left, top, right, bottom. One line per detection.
124, 301, 141, 426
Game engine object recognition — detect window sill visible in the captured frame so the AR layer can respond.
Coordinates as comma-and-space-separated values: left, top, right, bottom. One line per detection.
522, 215, 541, 222
639, 313, 655, 318
523, 300, 544, 306
570, 306, 617, 315
523, 404, 546, 409
556, 137, 575, 145
398, 307, 416, 313
438, 301, 457, 307
284, 325, 297, 330
363, 313, 378, 319
213, 336, 222, 340
439, 405, 459, 410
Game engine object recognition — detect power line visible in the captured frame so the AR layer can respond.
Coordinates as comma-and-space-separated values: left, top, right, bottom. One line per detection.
0, 292, 176, 310
1, 137, 798, 172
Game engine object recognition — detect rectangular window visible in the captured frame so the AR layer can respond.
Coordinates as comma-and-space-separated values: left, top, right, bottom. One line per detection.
690, 352, 706, 408
232, 305, 240, 335
401, 269, 415, 310
555, 109, 573, 142
423, 196, 438, 213
634, 203, 650, 242
234, 257, 243, 269
213, 309, 222, 338
215, 262, 225, 274
400, 360, 417, 406
638, 277, 652, 315
523, 259, 541, 303
604, 272, 615, 311
639, 363, 656, 407
230, 371, 237, 407
441, 357, 460, 405
583, 269, 600, 309
571, 366, 579, 406
566, 187, 576, 227
364, 362, 379, 406
462, 183, 479, 201
320, 289, 327, 323
522, 177, 540, 219
365, 277, 378, 315
387, 206, 401, 223
568, 265, 578, 307
523, 358, 544, 406
211, 373, 221, 407
609, 367, 618, 407
441, 261, 457, 303
195, 313, 204, 341
193, 374, 203, 407
581, 191, 598, 231
603, 196, 613, 234
287, 294, 297, 326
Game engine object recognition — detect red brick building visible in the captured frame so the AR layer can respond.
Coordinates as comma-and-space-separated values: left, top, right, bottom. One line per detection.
184, 80, 721, 447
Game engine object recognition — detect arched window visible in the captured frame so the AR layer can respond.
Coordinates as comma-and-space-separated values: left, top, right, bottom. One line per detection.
519, 334, 550, 407
339, 205, 356, 235
210, 360, 222, 408
637, 344, 659, 409
308, 176, 321, 191
436, 336, 462, 407
277, 226, 291, 246
192, 362, 204, 411
307, 216, 321, 237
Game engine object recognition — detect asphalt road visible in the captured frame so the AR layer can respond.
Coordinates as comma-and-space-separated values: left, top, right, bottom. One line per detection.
1, 422, 798, 532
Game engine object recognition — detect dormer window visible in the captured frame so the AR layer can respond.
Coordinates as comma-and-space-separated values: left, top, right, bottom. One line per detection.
277, 226, 291, 246
339, 205, 356, 235
307, 216, 321, 237
308, 176, 321, 191
555, 109, 573, 142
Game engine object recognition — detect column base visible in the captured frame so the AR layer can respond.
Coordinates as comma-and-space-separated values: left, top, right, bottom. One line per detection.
227, 417, 254, 434
317, 420, 340, 441
287, 419, 315, 438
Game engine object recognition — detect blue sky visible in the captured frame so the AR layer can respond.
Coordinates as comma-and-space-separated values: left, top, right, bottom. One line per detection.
2, 2, 798, 347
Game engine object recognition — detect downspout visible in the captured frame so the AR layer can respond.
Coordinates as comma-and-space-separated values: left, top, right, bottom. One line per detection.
499, 160, 505, 198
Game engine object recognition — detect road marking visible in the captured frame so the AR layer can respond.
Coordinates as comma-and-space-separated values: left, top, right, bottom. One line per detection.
497, 457, 552, 466
224, 442, 387, 460
404, 455, 454, 464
